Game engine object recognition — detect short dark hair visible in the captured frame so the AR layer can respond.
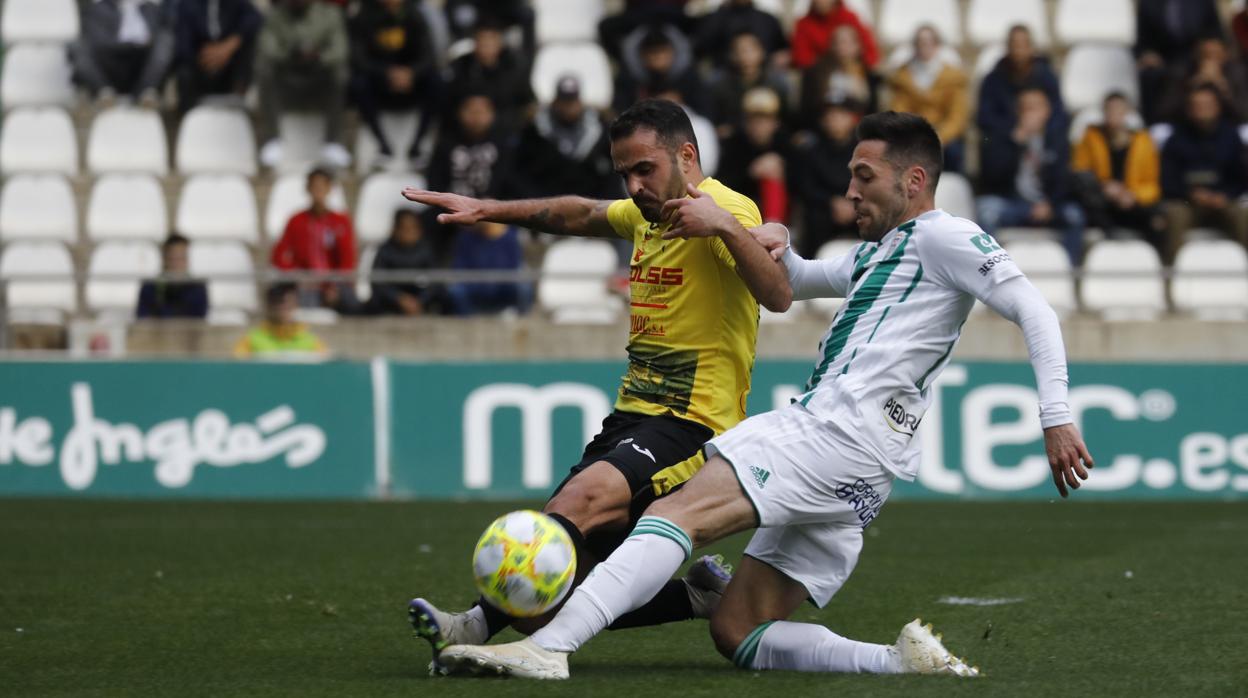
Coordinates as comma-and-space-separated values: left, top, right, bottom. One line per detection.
266, 283, 297, 307
609, 98, 699, 158
306, 167, 334, 185
1103, 90, 1129, 105
855, 111, 943, 192
1189, 81, 1222, 101
392, 208, 420, 230
163, 233, 190, 250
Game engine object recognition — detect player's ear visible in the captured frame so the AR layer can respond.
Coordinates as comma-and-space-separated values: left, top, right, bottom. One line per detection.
680, 142, 697, 171
908, 166, 925, 197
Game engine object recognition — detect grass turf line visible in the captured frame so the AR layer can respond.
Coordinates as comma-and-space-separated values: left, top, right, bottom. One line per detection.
0, 499, 1244, 696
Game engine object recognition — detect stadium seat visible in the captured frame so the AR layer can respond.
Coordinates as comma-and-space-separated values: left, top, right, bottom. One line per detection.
1172, 240, 1248, 320
1061, 44, 1138, 114
265, 173, 349, 240
0, 241, 77, 320
1, 0, 79, 42
1001, 238, 1076, 318
1081, 240, 1166, 320
966, 0, 1049, 48
86, 174, 168, 242
531, 43, 613, 109
356, 243, 379, 303
175, 105, 257, 176
275, 113, 329, 174
1054, 0, 1134, 46
87, 106, 169, 175
85, 241, 161, 315
534, 0, 603, 43
688, 108, 719, 176
0, 174, 77, 242
885, 43, 962, 71
879, 0, 962, 48
356, 172, 426, 243
188, 241, 258, 316
1, 43, 74, 108
176, 175, 260, 243
808, 239, 859, 319
353, 111, 421, 175
0, 107, 78, 175
935, 172, 976, 221
538, 238, 623, 324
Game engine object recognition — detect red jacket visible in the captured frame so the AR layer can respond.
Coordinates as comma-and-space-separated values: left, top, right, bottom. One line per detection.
791, 4, 880, 70
271, 209, 357, 271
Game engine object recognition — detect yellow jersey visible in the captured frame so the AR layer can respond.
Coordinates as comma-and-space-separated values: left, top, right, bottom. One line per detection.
606, 177, 761, 436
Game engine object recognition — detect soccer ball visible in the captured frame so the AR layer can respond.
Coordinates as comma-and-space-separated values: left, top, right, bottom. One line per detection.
472, 510, 577, 618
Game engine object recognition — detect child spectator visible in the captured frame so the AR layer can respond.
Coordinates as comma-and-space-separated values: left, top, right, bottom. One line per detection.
369, 209, 440, 316
717, 87, 790, 224
136, 234, 209, 319
234, 284, 327, 358
271, 168, 358, 310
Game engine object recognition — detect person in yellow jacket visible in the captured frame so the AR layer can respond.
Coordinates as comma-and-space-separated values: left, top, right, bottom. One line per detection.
234, 283, 328, 358
888, 25, 969, 172
1071, 92, 1165, 249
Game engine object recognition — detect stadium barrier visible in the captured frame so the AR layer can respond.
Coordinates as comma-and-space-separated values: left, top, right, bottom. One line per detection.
0, 359, 1244, 500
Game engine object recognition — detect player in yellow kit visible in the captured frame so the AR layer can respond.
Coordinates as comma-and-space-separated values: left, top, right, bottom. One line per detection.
401, 98, 790, 668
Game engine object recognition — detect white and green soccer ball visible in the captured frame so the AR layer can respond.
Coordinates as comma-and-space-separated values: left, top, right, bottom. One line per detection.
472, 510, 577, 618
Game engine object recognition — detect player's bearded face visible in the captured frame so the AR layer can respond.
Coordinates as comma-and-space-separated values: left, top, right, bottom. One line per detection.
847, 141, 911, 241
611, 131, 688, 224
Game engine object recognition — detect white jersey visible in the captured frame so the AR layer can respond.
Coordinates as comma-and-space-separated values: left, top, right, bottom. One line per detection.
783, 209, 1029, 481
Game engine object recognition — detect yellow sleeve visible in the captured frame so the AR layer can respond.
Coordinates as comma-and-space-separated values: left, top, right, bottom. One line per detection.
709, 189, 763, 269
1129, 131, 1162, 206
606, 199, 641, 240
1071, 132, 1095, 174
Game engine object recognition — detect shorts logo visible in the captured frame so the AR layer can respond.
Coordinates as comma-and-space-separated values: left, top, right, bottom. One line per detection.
835, 478, 884, 528
749, 466, 771, 489
631, 443, 656, 463
883, 396, 922, 436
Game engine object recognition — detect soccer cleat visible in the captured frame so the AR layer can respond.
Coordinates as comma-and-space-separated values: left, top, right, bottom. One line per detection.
684, 554, 733, 619
892, 618, 981, 677
439, 638, 570, 680
408, 598, 488, 673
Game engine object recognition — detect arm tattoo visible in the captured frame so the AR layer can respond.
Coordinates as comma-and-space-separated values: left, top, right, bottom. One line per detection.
523, 207, 570, 234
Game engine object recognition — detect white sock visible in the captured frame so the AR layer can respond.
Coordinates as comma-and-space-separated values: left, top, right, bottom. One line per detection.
737, 621, 902, 674
530, 516, 692, 653
461, 605, 489, 645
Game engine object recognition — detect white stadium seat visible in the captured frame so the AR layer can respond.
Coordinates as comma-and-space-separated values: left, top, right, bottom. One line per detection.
1061, 44, 1138, 113
189, 241, 257, 314
276, 113, 333, 174
353, 111, 421, 175
1002, 238, 1076, 318
356, 172, 425, 243
879, 0, 962, 48
176, 106, 257, 175
356, 243, 379, 303
534, 0, 603, 43
87, 106, 169, 175
1, 43, 74, 108
0, 241, 77, 318
0, 107, 78, 175
531, 43, 613, 109
1054, 0, 1134, 46
85, 241, 161, 314
265, 173, 349, 240
1081, 240, 1166, 320
86, 174, 168, 242
935, 172, 976, 221
966, 0, 1050, 48
1172, 240, 1248, 320
0, 175, 77, 242
885, 43, 962, 72
176, 175, 260, 243
1, 0, 80, 43
538, 238, 623, 324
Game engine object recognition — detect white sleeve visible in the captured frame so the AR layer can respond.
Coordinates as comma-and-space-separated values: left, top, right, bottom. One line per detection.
781, 246, 853, 300
982, 276, 1073, 428
920, 228, 1024, 301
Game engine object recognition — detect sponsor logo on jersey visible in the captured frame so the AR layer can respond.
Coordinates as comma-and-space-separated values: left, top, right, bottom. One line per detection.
883, 396, 923, 436
835, 478, 884, 527
629, 314, 666, 336
629, 266, 685, 285
749, 465, 771, 489
977, 252, 1012, 277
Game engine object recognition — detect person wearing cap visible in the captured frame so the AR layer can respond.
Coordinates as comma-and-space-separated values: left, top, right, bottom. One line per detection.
717, 87, 791, 224
516, 74, 618, 199
789, 92, 863, 255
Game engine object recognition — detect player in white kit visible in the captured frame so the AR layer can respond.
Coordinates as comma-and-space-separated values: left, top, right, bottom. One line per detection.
435, 112, 1096, 679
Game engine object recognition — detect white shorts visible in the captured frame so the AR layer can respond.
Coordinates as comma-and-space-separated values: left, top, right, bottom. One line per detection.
704, 402, 893, 607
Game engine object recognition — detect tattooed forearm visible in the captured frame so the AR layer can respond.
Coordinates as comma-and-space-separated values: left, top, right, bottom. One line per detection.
523, 207, 571, 234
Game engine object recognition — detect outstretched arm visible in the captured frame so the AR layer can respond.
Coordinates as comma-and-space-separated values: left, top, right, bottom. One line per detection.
750, 223, 851, 300
401, 188, 619, 238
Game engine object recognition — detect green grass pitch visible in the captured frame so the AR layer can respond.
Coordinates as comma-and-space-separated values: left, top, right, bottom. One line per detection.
1, 499, 1244, 696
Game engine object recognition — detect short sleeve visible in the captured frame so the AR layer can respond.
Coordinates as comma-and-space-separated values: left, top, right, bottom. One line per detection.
708, 190, 763, 269
606, 199, 640, 240
920, 227, 1024, 302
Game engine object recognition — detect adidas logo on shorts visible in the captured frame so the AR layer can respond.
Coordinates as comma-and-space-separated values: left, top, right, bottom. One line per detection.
749, 466, 771, 489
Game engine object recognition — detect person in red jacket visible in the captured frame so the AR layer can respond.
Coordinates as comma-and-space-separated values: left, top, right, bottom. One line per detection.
791, 0, 879, 71
271, 167, 358, 310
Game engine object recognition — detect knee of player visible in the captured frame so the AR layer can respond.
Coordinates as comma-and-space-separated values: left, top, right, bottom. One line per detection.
709, 611, 751, 662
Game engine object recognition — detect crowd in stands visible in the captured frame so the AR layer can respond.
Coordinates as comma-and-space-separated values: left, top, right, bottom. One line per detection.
7, 0, 1248, 327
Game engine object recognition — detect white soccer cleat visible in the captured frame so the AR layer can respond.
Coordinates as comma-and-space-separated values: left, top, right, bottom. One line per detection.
684, 554, 733, 619
408, 598, 489, 674
439, 638, 570, 680
892, 618, 981, 677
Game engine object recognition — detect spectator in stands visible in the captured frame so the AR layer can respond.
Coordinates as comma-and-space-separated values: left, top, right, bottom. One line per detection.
789, 93, 861, 256
695, 0, 787, 67
598, 0, 694, 62
800, 24, 881, 128
428, 92, 516, 255
136, 234, 209, 319
255, 0, 351, 169
1071, 92, 1165, 248
443, 0, 536, 64
515, 75, 617, 199
349, 0, 439, 168
1160, 83, 1248, 261
445, 222, 530, 316
369, 209, 441, 316
446, 15, 535, 135
70, 0, 176, 107
977, 87, 1087, 264
707, 30, 792, 139
271, 168, 359, 310
1158, 37, 1248, 124
977, 25, 1065, 139
614, 27, 703, 115
717, 87, 790, 224
234, 283, 327, 358
1136, 0, 1224, 124
174, 0, 262, 114
791, 0, 878, 71
888, 25, 969, 173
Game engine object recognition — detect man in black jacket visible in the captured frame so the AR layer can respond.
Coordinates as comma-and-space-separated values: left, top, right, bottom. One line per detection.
369, 209, 440, 315
137, 234, 209, 319
70, 0, 175, 107
514, 76, 617, 200
1136, 0, 1224, 123
789, 93, 860, 257
174, 0, 262, 113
